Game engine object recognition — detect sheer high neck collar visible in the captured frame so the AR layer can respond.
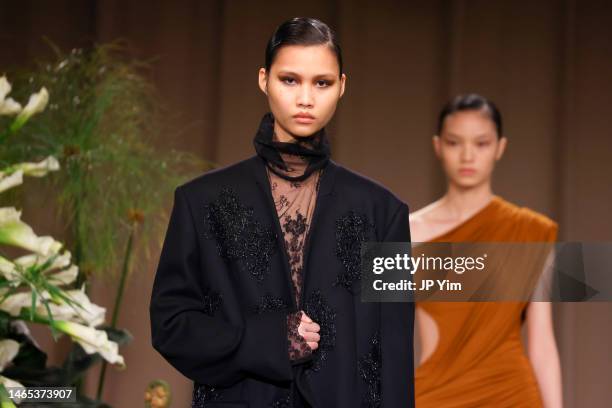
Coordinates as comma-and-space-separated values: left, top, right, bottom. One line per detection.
253, 112, 331, 182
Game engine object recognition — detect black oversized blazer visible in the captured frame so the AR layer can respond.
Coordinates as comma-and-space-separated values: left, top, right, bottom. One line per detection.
150, 155, 415, 408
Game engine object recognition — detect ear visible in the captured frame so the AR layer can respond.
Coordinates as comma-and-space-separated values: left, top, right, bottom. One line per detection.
258, 68, 268, 95
495, 136, 508, 160
432, 135, 441, 158
339, 73, 347, 98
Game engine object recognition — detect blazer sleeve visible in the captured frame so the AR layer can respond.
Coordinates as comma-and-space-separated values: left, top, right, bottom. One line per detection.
149, 187, 293, 387
379, 203, 415, 408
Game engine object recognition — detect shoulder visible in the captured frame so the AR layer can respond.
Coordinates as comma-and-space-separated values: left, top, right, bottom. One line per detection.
332, 161, 407, 213
177, 156, 258, 197
518, 206, 558, 238
497, 197, 558, 240
408, 200, 442, 241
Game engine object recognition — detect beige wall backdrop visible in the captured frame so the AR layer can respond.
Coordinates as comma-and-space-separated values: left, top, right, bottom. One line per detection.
2, 0, 611, 407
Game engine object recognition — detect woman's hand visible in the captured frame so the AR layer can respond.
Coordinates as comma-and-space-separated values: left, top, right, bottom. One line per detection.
298, 312, 320, 350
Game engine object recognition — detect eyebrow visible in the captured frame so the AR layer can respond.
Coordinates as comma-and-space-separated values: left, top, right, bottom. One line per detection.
276, 70, 337, 79
444, 132, 493, 139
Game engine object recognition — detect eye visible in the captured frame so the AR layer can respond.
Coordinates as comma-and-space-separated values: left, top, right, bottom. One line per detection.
445, 140, 458, 146
477, 141, 491, 147
316, 79, 331, 87
281, 77, 297, 85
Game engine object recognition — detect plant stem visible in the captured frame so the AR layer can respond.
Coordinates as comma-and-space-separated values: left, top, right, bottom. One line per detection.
72, 192, 85, 396
96, 223, 135, 400
74, 185, 85, 289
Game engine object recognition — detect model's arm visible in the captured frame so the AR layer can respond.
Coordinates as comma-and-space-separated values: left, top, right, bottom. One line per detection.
526, 301, 563, 408
380, 203, 415, 408
149, 187, 293, 387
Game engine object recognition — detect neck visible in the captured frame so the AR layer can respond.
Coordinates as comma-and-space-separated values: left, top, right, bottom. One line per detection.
441, 182, 494, 219
273, 121, 299, 143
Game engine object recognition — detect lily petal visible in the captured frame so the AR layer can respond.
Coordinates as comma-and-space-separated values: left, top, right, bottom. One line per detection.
0, 77, 11, 101
0, 207, 62, 256
0, 98, 22, 116
0, 171, 23, 194
0, 340, 19, 371
17, 87, 49, 120
12, 156, 60, 177
52, 320, 125, 367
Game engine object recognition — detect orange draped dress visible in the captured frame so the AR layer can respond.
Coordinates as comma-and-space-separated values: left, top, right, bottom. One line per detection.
415, 196, 558, 407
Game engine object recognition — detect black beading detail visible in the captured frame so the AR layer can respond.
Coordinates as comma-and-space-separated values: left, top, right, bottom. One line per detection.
335, 211, 375, 291
304, 290, 337, 374
358, 331, 382, 408
202, 289, 222, 316
204, 187, 277, 282
192, 383, 222, 407
269, 390, 292, 407
252, 293, 289, 314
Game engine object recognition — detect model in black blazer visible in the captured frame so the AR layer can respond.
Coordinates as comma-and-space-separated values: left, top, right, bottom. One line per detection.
150, 151, 415, 407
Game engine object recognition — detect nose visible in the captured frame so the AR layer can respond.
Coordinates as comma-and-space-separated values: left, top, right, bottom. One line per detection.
297, 84, 314, 108
460, 144, 475, 162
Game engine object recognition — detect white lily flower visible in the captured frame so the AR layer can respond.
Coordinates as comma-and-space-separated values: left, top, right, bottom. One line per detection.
0, 171, 23, 194
0, 76, 22, 116
0, 284, 104, 327
52, 320, 125, 367
14, 250, 71, 271
11, 156, 60, 177
0, 251, 75, 284
48, 264, 79, 286
64, 286, 106, 327
0, 291, 78, 323
0, 256, 20, 282
0, 77, 10, 101
0, 291, 36, 317
0, 98, 21, 116
0, 339, 23, 405
0, 207, 62, 256
0, 340, 19, 371
15, 87, 48, 121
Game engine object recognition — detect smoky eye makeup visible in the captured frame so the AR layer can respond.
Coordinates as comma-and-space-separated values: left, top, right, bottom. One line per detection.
316, 79, 333, 87
279, 75, 297, 85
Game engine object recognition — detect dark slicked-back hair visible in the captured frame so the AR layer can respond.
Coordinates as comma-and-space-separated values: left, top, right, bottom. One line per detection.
265, 17, 343, 77
437, 94, 503, 138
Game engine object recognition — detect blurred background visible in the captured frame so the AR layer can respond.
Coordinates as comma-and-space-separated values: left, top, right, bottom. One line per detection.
1, 0, 611, 406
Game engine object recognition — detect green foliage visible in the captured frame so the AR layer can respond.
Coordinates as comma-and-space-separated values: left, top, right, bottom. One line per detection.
0, 42, 206, 279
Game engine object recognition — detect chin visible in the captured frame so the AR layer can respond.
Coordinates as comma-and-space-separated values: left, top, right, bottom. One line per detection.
452, 175, 484, 189
288, 124, 322, 138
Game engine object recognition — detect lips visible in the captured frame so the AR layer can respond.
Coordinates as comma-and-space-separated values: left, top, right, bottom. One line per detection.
293, 112, 315, 124
458, 168, 476, 175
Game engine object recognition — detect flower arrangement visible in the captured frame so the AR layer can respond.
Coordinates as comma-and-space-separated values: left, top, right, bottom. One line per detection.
0, 41, 206, 406
0, 75, 126, 407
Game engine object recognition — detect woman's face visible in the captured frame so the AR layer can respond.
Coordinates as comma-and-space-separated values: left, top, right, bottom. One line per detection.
259, 44, 346, 142
433, 110, 507, 189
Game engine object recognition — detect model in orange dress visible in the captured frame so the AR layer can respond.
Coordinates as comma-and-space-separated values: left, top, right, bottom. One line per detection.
410, 94, 563, 407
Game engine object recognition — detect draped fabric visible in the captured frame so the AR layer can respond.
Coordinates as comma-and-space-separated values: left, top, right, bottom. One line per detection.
415, 196, 558, 408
